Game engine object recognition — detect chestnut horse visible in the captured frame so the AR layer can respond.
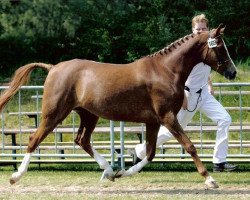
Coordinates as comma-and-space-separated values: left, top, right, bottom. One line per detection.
0, 24, 236, 188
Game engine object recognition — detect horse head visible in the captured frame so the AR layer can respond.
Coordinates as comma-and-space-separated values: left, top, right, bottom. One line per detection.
202, 24, 237, 80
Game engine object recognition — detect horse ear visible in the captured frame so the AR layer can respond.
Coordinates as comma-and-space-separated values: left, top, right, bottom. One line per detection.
220, 25, 226, 35
216, 23, 226, 35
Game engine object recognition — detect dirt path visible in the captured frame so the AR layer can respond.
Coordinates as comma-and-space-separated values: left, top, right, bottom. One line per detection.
1, 182, 250, 199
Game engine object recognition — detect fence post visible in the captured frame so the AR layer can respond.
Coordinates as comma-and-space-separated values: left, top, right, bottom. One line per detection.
110, 120, 115, 167
119, 121, 125, 169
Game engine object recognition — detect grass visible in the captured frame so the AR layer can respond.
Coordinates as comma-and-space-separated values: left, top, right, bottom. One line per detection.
1, 163, 250, 199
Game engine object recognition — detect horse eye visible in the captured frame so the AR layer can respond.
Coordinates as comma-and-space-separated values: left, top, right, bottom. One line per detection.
217, 39, 223, 46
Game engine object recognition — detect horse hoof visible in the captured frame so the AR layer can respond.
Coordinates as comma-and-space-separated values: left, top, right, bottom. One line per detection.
100, 172, 114, 182
10, 172, 21, 185
114, 169, 126, 178
205, 176, 219, 189
100, 169, 115, 182
9, 178, 16, 185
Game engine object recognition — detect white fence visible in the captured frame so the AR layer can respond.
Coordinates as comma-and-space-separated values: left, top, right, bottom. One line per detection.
0, 83, 250, 169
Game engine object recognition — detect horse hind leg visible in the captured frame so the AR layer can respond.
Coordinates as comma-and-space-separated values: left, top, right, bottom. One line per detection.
115, 123, 160, 179
74, 108, 114, 181
10, 108, 72, 185
74, 108, 98, 151
9, 119, 54, 184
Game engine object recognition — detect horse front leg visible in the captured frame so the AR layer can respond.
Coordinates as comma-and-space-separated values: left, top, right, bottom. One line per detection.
165, 117, 219, 189
114, 123, 160, 179
76, 126, 114, 181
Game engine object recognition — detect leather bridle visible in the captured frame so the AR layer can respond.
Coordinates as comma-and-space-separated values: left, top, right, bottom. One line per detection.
203, 33, 231, 72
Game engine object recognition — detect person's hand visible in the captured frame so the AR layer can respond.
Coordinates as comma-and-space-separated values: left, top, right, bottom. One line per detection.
210, 88, 214, 95
208, 76, 214, 95
208, 84, 214, 95
182, 92, 188, 110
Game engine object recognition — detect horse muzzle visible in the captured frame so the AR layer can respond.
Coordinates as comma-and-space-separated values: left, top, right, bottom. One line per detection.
224, 70, 237, 80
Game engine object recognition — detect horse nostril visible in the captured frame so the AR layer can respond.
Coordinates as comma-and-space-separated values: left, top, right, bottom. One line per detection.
225, 70, 237, 80
230, 71, 237, 80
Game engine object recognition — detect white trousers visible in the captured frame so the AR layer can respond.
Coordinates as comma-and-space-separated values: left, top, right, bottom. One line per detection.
135, 90, 231, 164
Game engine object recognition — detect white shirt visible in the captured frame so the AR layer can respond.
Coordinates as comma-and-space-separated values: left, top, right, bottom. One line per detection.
185, 62, 211, 93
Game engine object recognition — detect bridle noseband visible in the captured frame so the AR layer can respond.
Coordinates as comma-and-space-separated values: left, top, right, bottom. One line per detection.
203, 32, 231, 72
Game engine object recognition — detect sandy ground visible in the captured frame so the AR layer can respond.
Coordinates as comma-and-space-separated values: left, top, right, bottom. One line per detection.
1, 181, 250, 199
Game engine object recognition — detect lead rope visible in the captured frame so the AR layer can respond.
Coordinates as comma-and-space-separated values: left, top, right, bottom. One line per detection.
186, 89, 202, 112
186, 62, 210, 112
186, 65, 217, 113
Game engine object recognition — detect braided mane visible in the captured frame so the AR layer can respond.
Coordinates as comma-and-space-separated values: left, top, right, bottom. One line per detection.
149, 33, 196, 57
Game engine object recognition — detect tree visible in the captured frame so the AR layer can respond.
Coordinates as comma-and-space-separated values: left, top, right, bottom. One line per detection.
0, 0, 249, 81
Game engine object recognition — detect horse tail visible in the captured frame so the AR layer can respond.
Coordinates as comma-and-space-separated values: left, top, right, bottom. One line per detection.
0, 63, 53, 112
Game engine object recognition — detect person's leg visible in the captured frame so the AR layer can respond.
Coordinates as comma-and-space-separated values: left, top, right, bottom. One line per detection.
135, 107, 197, 160
199, 93, 236, 171
135, 126, 172, 159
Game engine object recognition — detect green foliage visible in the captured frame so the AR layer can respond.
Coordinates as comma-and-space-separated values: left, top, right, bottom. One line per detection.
0, 0, 249, 81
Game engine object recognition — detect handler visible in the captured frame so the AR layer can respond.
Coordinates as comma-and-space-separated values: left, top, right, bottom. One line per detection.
133, 14, 237, 172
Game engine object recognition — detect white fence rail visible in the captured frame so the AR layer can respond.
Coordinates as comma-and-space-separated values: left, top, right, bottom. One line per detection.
0, 83, 250, 169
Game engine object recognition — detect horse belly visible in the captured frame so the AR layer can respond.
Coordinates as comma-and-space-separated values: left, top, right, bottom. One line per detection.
74, 64, 159, 123
92, 105, 158, 123
82, 92, 158, 123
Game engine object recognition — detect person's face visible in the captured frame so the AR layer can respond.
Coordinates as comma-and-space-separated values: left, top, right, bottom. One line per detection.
192, 22, 208, 34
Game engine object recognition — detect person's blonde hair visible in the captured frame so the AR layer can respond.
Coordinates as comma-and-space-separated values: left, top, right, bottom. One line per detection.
192, 14, 209, 28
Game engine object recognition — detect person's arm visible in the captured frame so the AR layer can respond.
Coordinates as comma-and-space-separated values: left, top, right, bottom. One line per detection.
208, 75, 214, 95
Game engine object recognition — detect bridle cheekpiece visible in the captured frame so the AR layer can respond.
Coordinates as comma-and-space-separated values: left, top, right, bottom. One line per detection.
204, 31, 231, 72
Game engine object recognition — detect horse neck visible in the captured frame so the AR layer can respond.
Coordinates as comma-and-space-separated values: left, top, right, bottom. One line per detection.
157, 35, 205, 86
